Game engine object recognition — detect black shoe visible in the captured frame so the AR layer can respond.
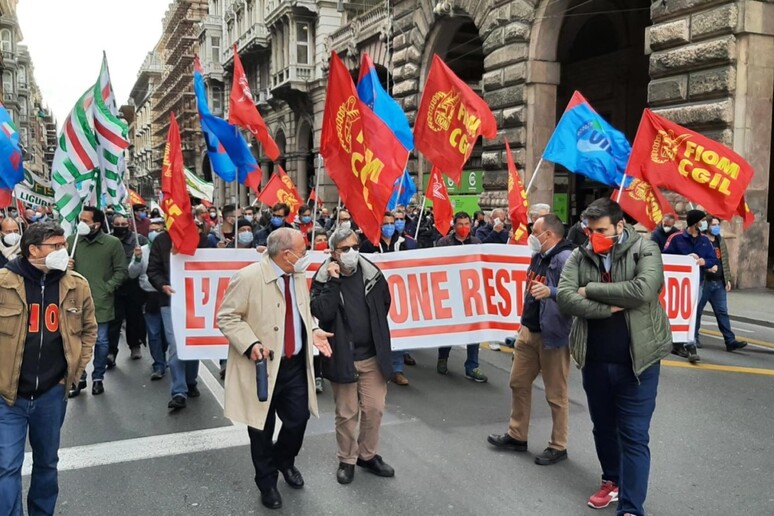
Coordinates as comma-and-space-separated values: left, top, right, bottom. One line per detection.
260, 486, 282, 510
106, 353, 116, 369
403, 353, 416, 366
671, 343, 688, 358
686, 345, 701, 363
356, 455, 394, 477
68, 379, 88, 398
168, 395, 186, 410
726, 340, 748, 352
487, 433, 528, 452
91, 381, 104, 395
187, 385, 200, 398
336, 463, 355, 485
130, 347, 142, 360
695, 341, 703, 349
534, 447, 568, 465
150, 370, 165, 381
280, 466, 304, 489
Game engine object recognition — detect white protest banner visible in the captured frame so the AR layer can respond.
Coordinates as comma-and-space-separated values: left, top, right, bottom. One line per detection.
170, 245, 699, 360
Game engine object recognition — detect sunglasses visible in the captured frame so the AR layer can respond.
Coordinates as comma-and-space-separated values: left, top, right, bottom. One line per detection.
335, 245, 359, 252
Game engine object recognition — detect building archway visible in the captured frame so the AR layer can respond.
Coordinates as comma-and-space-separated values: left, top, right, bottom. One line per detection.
274, 128, 287, 173
296, 118, 314, 197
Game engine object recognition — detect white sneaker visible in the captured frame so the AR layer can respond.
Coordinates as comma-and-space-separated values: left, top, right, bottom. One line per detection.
489, 342, 501, 351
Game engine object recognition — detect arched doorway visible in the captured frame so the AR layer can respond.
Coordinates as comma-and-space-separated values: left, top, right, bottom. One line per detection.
554, 0, 651, 223
296, 119, 314, 198
274, 129, 287, 172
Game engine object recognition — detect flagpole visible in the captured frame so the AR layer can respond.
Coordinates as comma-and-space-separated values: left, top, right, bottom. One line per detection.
234, 177, 239, 249
11, 187, 22, 236
614, 174, 627, 203
335, 195, 342, 229
70, 183, 97, 259
394, 170, 406, 209
525, 157, 544, 195
311, 154, 322, 242
414, 195, 426, 241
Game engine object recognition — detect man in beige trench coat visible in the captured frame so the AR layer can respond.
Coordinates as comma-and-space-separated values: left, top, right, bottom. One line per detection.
217, 228, 332, 510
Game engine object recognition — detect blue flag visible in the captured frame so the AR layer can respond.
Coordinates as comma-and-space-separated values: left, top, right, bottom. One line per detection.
542, 92, 632, 187
0, 102, 23, 191
194, 61, 261, 190
388, 169, 417, 210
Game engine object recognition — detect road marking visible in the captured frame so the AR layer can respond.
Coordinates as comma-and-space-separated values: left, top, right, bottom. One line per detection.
201, 359, 225, 409
662, 360, 774, 376
699, 329, 774, 350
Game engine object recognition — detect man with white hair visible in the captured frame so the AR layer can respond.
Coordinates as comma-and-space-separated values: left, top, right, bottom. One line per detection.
475, 208, 509, 244
529, 203, 551, 224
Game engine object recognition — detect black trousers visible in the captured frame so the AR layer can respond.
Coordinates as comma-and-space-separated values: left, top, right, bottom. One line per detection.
108, 280, 147, 355
247, 352, 310, 491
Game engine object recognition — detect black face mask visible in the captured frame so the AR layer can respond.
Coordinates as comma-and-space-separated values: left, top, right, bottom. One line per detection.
113, 227, 129, 239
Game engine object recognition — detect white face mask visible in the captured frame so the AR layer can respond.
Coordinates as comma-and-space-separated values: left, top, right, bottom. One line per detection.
238, 232, 254, 245
527, 234, 542, 254
338, 248, 359, 269
290, 252, 311, 274
244, 215, 254, 223
3, 232, 21, 246
77, 221, 92, 236
44, 248, 69, 271
340, 221, 351, 230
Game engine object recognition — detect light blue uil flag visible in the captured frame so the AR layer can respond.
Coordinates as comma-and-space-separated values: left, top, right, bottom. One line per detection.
542, 91, 632, 187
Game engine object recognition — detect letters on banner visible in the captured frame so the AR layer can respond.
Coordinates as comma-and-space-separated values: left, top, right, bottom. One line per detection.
170, 245, 700, 360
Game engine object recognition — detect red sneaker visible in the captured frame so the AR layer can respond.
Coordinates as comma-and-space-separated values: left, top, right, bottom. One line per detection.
587, 480, 619, 509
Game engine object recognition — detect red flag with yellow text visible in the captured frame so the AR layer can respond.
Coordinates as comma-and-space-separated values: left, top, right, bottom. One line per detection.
414, 54, 497, 186
625, 109, 753, 223
161, 113, 198, 255
427, 166, 453, 236
128, 188, 145, 207
320, 52, 409, 244
612, 178, 675, 231
257, 166, 304, 219
505, 140, 529, 244
229, 45, 280, 162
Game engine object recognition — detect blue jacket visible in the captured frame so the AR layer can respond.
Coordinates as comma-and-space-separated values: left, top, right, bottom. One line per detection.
663, 230, 718, 272
475, 223, 509, 244
529, 240, 574, 349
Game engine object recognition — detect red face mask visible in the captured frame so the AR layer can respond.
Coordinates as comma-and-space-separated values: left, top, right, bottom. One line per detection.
589, 231, 617, 255
314, 242, 328, 251
456, 226, 471, 239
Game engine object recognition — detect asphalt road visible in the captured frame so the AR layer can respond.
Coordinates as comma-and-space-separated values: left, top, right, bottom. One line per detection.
21, 314, 774, 516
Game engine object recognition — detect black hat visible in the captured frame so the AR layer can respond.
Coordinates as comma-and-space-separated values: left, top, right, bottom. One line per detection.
686, 209, 706, 227
236, 218, 253, 230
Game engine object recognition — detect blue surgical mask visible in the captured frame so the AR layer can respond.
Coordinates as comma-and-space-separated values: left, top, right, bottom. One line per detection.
300, 216, 312, 224
698, 221, 708, 232
270, 216, 283, 227
238, 232, 254, 245
395, 219, 406, 233
148, 230, 160, 243
710, 225, 721, 236
138, 212, 147, 220
382, 223, 396, 238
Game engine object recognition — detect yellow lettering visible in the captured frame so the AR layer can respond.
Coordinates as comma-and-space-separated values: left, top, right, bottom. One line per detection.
684, 141, 697, 159
719, 178, 732, 195
702, 150, 719, 166
691, 166, 710, 184
678, 159, 692, 177
716, 157, 740, 180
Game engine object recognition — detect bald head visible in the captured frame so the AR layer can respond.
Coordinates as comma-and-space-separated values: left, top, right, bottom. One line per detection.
1, 217, 19, 233
267, 228, 306, 274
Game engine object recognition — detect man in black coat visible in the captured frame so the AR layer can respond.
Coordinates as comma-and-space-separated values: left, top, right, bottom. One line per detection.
650, 213, 677, 251
310, 227, 395, 486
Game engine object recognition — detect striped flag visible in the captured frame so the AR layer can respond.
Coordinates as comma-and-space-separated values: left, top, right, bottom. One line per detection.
184, 167, 214, 202
52, 54, 128, 232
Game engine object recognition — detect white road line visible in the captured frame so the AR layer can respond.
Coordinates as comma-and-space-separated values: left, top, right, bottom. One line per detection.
200, 359, 225, 409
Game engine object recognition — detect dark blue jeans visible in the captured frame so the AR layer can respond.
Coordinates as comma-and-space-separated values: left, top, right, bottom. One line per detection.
144, 311, 167, 374
437, 344, 479, 374
0, 384, 67, 516
582, 362, 660, 516
695, 279, 735, 345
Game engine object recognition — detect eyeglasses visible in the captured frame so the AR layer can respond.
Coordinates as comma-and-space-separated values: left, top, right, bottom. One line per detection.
38, 242, 68, 251
335, 245, 359, 252
113, 224, 129, 228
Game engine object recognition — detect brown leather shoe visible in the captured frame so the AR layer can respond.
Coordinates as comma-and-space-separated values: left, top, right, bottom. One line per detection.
392, 372, 409, 386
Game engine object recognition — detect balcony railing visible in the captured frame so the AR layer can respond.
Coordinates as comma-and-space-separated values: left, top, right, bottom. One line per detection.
328, 4, 389, 55
272, 64, 313, 90
265, 0, 317, 26
223, 24, 269, 64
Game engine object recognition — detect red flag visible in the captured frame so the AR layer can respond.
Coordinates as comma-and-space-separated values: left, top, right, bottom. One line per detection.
613, 178, 675, 231
737, 198, 754, 229
625, 109, 753, 222
505, 140, 529, 244
257, 166, 304, 219
414, 55, 497, 185
128, 188, 145, 207
320, 52, 409, 244
427, 166, 453, 236
0, 188, 11, 209
228, 45, 280, 162
161, 113, 199, 255
307, 188, 322, 208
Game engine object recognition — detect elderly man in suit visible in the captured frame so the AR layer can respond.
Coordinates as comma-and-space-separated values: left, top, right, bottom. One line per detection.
217, 228, 332, 511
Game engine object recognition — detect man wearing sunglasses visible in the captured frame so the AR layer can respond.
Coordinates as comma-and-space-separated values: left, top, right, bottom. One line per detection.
310, 227, 395, 486
0, 221, 97, 516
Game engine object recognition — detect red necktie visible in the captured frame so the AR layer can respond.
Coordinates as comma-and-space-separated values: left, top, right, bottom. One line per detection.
283, 274, 295, 358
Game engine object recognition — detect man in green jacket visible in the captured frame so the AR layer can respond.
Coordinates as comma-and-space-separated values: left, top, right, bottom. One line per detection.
66, 207, 128, 397
557, 198, 671, 516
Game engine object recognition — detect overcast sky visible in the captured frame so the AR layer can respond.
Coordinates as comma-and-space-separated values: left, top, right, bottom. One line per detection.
17, 0, 172, 128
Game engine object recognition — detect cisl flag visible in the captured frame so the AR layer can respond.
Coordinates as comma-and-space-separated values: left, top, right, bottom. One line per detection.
505, 140, 529, 244
320, 51, 409, 245
625, 109, 754, 224
257, 165, 303, 219
613, 178, 675, 231
427, 166, 452, 236
414, 54, 496, 186
161, 113, 198, 255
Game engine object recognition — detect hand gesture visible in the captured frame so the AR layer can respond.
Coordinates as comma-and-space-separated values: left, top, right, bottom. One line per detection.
327, 262, 340, 279
312, 329, 333, 357
134, 246, 143, 258
530, 282, 550, 300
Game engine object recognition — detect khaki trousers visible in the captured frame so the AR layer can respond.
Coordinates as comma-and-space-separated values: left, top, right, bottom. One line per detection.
508, 327, 571, 450
330, 357, 387, 464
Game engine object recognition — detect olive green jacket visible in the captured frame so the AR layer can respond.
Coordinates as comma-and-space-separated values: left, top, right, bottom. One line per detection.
557, 225, 672, 376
